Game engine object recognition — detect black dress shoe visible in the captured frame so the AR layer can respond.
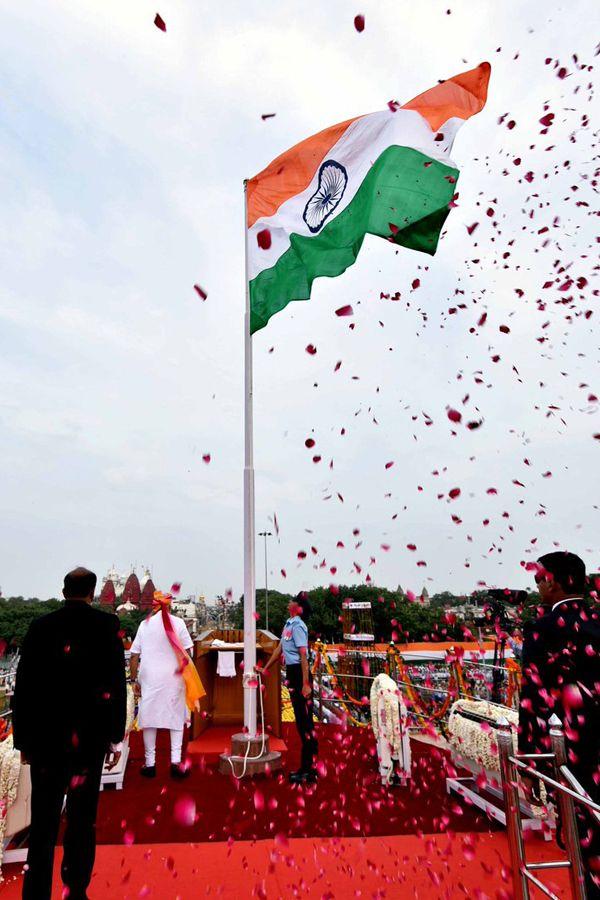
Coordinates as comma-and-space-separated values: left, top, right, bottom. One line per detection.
288, 769, 317, 784
140, 765, 156, 778
170, 763, 190, 779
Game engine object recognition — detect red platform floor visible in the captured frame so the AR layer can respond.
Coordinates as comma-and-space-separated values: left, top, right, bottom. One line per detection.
89, 724, 501, 844
1, 724, 569, 898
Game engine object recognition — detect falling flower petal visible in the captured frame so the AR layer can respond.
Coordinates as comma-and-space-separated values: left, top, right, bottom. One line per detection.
173, 796, 196, 827
257, 229, 272, 250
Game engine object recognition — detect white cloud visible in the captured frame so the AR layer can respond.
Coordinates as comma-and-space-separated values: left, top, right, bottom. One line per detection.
0, 0, 598, 602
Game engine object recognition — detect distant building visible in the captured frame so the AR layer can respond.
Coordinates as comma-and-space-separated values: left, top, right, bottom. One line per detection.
99, 565, 129, 600
98, 565, 155, 614
171, 596, 201, 636
421, 587, 430, 607
98, 567, 209, 636
98, 579, 116, 609
195, 595, 208, 628
139, 568, 156, 610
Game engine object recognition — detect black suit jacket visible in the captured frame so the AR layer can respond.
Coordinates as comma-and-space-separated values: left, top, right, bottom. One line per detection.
518, 598, 600, 788
11, 602, 127, 759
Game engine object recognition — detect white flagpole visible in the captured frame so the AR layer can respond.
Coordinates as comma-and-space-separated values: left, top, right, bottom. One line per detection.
242, 179, 257, 738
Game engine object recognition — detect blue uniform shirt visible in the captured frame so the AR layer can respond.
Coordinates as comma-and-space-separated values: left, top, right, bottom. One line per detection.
281, 616, 308, 665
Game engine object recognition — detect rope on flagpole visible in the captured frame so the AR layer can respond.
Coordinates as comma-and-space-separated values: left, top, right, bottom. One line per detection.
226, 671, 267, 779
243, 178, 257, 738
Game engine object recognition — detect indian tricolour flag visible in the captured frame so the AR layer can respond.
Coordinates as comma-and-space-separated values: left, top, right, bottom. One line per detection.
247, 62, 490, 333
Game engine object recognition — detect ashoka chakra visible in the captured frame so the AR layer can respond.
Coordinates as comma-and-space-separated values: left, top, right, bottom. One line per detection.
303, 160, 348, 234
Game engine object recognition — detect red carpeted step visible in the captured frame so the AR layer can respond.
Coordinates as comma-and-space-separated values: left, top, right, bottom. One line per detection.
0, 833, 571, 899
186, 725, 287, 761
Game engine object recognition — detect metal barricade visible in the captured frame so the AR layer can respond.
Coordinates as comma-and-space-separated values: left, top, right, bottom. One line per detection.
498, 713, 600, 899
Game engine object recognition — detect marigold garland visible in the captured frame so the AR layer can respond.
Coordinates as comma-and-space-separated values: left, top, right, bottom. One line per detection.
318, 646, 370, 726
505, 659, 521, 709
309, 642, 477, 728
387, 645, 466, 722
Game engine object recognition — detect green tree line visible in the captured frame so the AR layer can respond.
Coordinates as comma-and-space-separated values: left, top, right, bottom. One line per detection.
232, 584, 468, 644
7, 576, 592, 650
0, 597, 147, 651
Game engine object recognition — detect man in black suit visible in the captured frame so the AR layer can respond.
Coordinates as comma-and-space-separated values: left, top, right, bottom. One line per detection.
519, 551, 600, 896
12, 568, 127, 900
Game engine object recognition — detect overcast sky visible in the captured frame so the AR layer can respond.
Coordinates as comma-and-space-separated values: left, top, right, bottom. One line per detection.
0, 0, 597, 604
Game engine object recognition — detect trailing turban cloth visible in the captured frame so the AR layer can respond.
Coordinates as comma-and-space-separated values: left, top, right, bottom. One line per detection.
152, 591, 206, 711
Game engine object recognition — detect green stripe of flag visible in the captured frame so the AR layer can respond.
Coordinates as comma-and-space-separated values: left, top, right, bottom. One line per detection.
249, 145, 459, 334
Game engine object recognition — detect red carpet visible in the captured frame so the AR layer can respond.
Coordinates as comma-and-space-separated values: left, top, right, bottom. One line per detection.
0, 833, 571, 898
88, 724, 499, 845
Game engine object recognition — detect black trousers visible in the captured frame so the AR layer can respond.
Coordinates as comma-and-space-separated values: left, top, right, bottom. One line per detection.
576, 771, 600, 898
23, 749, 105, 900
286, 664, 318, 772
553, 765, 600, 898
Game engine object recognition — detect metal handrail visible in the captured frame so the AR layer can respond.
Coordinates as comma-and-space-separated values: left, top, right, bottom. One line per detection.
498, 714, 590, 899
560, 766, 600, 825
315, 658, 514, 725
325, 670, 471, 698
508, 757, 600, 815
462, 659, 512, 673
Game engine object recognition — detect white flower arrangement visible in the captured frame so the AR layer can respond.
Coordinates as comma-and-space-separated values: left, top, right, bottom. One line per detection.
448, 699, 517, 773
448, 699, 547, 816
370, 673, 403, 757
0, 734, 23, 874
370, 673, 411, 785
125, 684, 135, 735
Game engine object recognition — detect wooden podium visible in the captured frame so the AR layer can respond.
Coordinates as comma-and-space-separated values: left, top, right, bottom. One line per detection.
191, 628, 282, 739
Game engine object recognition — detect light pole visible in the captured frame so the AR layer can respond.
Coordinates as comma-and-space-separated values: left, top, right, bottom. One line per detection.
258, 531, 272, 631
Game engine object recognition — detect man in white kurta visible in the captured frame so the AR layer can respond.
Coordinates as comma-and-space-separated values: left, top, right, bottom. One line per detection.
130, 611, 194, 778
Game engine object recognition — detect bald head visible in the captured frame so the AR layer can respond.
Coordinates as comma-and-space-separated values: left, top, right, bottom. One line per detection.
63, 567, 97, 602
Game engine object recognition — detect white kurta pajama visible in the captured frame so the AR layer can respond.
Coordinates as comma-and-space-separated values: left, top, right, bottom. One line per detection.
131, 613, 194, 765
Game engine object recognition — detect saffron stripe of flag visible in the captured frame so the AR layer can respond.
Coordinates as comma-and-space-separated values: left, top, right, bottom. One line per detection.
247, 62, 490, 334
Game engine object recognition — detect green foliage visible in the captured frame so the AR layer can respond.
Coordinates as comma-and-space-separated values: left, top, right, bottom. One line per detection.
518, 590, 543, 624
0, 597, 62, 648
429, 591, 460, 607
0, 597, 150, 649
233, 584, 465, 644
103, 606, 147, 639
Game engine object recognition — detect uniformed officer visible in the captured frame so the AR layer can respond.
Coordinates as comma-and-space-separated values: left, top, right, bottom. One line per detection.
262, 593, 318, 783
